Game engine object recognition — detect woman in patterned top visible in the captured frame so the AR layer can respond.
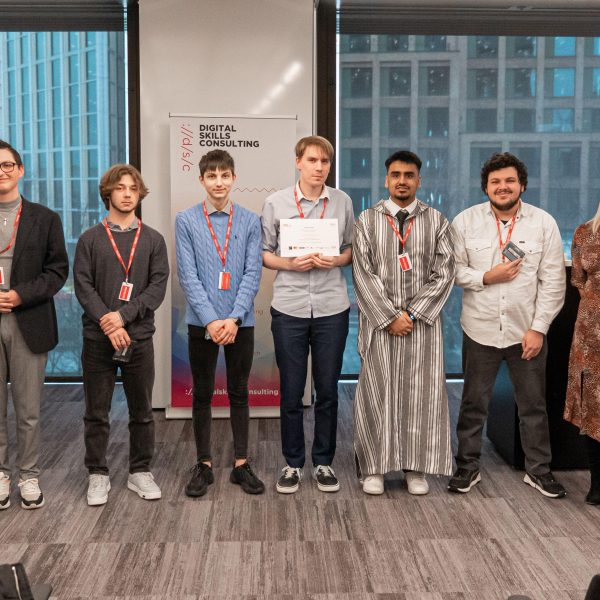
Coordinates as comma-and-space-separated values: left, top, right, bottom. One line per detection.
564, 201, 600, 505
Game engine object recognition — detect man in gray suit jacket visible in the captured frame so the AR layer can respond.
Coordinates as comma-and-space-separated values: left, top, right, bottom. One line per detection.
0, 140, 68, 511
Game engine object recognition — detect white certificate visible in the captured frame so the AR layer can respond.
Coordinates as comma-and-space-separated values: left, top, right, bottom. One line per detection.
279, 218, 340, 257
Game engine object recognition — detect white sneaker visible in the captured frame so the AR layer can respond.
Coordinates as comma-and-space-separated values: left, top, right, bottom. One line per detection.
0, 472, 10, 510
87, 474, 111, 506
362, 474, 384, 495
406, 471, 429, 495
18, 478, 44, 509
127, 472, 161, 500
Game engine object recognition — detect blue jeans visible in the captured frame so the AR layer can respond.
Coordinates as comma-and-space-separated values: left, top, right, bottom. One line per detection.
270, 307, 349, 468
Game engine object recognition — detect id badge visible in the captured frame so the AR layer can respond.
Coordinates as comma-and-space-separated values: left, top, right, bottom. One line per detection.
0, 266, 4, 287
119, 281, 133, 301
398, 253, 412, 271
218, 271, 231, 290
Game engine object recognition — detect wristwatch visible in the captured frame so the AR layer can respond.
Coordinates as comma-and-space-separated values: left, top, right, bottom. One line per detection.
233, 318, 242, 326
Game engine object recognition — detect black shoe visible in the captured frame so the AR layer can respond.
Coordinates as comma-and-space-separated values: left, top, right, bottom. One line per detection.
313, 465, 340, 492
523, 471, 566, 499
185, 462, 214, 497
448, 468, 481, 493
276, 465, 302, 494
230, 462, 265, 495
585, 488, 600, 505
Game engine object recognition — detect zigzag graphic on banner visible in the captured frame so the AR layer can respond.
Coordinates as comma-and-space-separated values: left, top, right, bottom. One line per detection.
233, 187, 280, 193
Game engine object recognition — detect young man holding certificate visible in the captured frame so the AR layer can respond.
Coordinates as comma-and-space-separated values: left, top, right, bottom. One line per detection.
74, 164, 169, 506
261, 135, 353, 494
175, 150, 264, 498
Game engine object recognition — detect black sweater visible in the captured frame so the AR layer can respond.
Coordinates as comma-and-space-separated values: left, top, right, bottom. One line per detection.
74, 222, 169, 341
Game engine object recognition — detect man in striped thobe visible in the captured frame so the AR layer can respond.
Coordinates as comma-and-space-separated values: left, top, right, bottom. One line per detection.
352, 150, 455, 496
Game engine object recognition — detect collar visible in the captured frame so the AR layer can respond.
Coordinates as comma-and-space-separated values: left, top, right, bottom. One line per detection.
0, 194, 22, 212
486, 199, 526, 222
107, 216, 139, 232
205, 199, 232, 215
385, 197, 417, 216
295, 181, 328, 203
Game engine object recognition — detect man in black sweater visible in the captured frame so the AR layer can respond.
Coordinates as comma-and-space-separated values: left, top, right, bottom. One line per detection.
0, 140, 68, 511
74, 164, 169, 506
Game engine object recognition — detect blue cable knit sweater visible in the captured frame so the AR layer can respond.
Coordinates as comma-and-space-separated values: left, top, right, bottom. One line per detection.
175, 203, 262, 327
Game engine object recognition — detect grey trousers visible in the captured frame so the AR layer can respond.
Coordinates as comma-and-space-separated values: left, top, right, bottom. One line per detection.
456, 333, 552, 476
0, 312, 47, 480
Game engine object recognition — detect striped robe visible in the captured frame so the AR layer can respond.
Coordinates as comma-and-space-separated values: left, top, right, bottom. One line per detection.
352, 199, 455, 476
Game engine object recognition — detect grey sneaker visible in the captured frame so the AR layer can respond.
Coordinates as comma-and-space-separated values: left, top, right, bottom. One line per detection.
127, 472, 161, 500
0, 472, 9, 510
87, 474, 111, 506
18, 478, 44, 509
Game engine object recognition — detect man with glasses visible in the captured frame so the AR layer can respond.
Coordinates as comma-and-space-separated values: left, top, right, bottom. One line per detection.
0, 140, 68, 510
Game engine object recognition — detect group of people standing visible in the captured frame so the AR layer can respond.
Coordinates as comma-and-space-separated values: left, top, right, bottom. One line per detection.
0, 134, 597, 511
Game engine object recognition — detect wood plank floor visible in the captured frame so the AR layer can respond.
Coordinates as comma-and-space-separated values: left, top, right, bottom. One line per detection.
0, 383, 598, 600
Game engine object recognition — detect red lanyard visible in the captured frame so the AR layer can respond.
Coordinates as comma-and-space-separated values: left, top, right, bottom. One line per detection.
203, 201, 234, 269
103, 218, 142, 282
294, 187, 328, 219
0, 203, 22, 256
385, 213, 413, 250
495, 212, 517, 262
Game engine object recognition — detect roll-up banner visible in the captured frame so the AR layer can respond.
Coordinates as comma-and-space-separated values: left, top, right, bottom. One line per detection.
168, 114, 297, 418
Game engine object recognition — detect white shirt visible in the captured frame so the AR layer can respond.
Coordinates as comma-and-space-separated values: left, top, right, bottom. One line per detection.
452, 201, 566, 348
384, 197, 418, 216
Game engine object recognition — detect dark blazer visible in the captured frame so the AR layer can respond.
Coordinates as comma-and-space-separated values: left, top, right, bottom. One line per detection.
10, 198, 69, 354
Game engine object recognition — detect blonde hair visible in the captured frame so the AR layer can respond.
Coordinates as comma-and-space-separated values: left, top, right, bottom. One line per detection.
99, 164, 149, 210
295, 135, 334, 160
593, 201, 600, 234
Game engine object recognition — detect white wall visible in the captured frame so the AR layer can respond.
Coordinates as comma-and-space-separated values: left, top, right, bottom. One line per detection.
138, 0, 315, 407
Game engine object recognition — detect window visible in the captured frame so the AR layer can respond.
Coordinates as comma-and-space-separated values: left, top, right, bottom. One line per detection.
505, 109, 536, 133
0, 29, 128, 376
415, 35, 447, 52
506, 68, 536, 98
342, 66, 372, 98
468, 36, 498, 58
382, 35, 408, 53
548, 36, 576, 57
420, 107, 449, 137
381, 66, 411, 96
338, 33, 600, 375
468, 69, 497, 99
506, 36, 537, 57
341, 108, 372, 138
545, 68, 575, 97
341, 35, 371, 53
419, 66, 450, 96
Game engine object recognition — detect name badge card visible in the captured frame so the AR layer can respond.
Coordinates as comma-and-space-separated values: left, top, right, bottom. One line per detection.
218, 271, 231, 290
398, 253, 412, 271
119, 282, 133, 301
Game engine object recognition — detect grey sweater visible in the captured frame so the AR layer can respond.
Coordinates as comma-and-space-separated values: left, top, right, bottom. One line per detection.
74, 222, 169, 341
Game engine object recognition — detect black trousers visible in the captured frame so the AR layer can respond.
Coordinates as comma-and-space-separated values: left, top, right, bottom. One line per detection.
188, 325, 254, 462
83, 337, 155, 475
456, 333, 552, 476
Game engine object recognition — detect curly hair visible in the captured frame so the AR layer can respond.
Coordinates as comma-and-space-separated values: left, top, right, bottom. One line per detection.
481, 152, 527, 193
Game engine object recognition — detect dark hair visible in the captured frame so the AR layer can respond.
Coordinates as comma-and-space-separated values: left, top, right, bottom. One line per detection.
481, 152, 528, 192
295, 135, 334, 160
199, 150, 235, 176
99, 164, 149, 210
0, 140, 23, 166
385, 150, 422, 172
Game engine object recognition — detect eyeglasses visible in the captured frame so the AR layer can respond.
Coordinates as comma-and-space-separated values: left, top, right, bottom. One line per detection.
0, 162, 19, 174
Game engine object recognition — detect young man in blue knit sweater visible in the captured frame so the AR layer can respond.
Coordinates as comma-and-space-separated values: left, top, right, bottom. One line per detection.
175, 150, 264, 496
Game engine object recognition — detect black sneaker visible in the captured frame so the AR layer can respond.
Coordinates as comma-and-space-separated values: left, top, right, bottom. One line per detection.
524, 471, 566, 498
276, 465, 302, 494
313, 465, 340, 492
185, 462, 214, 497
448, 468, 481, 493
230, 462, 265, 495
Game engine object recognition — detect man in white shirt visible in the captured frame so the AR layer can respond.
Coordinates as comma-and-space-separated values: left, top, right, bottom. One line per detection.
450, 152, 566, 499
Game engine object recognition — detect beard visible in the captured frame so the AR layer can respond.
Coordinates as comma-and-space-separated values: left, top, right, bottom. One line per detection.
489, 196, 519, 213
109, 199, 137, 215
